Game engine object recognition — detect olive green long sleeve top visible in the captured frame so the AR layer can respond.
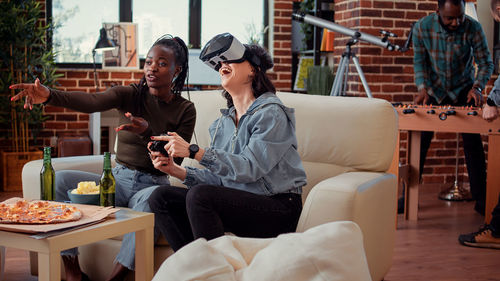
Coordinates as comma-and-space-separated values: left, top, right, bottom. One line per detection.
48, 85, 196, 175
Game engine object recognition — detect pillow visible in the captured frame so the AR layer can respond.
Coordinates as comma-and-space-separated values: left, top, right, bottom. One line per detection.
152, 238, 236, 281
153, 221, 372, 281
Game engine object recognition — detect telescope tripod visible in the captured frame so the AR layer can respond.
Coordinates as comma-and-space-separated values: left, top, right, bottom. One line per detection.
330, 34, 373, 98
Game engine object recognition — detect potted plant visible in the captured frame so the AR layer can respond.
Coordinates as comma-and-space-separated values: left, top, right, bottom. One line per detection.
0, 0, 59, 191
299, 0, 315, 50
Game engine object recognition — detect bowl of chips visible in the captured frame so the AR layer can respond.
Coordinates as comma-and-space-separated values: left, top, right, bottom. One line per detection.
67, 181, 100, 205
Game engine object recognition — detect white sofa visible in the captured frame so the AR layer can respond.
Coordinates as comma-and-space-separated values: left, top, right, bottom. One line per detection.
22, 90, 398, 281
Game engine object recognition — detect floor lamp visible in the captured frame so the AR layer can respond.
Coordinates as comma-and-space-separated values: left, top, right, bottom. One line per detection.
90, 28, 116, 155
438, 133, 472, 201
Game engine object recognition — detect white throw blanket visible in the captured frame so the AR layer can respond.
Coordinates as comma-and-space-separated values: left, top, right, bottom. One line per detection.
152, 221, 372, 281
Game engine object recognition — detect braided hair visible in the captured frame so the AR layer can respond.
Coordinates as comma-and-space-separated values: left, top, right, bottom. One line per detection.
138, 35, 189, 96
222, 44, 275, 108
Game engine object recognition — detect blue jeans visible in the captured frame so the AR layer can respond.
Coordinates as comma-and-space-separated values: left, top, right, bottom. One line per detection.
55, 163, 170, 270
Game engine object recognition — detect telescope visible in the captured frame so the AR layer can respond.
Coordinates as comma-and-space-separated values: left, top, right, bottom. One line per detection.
292, 12, 404, 52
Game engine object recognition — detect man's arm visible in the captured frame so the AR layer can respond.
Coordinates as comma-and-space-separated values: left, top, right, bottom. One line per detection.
412, 22, 431, 104
488, 78, 500, 106
471, 24, 494, 91
484, 77, 500, 121
412, 22, 429, 92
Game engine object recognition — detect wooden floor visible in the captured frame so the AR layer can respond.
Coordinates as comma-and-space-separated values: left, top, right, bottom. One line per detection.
1, 186, 500, 281
385, 184, 500, 281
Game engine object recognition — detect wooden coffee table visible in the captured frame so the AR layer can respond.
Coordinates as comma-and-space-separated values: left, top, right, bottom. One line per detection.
0, 208, 154, 281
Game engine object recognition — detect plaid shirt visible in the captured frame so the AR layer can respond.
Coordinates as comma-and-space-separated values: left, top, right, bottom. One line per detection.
413, 13, 493, 104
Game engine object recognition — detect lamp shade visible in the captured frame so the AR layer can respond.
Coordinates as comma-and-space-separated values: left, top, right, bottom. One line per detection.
94, 27, 116, 51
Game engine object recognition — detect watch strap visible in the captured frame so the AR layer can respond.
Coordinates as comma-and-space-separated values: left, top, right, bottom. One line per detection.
189, 144, 199, 159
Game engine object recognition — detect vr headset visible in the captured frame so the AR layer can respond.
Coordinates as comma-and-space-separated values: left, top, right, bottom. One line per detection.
199, 33, 261, 71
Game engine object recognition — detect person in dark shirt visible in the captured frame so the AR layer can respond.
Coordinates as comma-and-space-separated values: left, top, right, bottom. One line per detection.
11, 35, 196, 281
412, 0, 494, 215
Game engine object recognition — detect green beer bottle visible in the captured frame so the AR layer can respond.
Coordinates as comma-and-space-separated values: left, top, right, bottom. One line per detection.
40, 147, 55, 201
99, 152, 115, 207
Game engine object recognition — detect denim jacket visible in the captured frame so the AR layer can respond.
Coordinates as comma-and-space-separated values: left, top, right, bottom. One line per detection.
183, 93, 307, 195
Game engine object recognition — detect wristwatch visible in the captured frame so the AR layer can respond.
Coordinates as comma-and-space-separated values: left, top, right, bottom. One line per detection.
473, 86, 483, 94
188, 144, 199, 159
487, 97, 497, 107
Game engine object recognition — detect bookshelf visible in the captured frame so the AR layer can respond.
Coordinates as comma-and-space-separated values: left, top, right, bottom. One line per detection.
291, 0, 334, 92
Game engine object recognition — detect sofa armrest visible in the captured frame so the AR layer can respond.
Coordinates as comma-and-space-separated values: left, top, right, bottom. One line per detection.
22, 155, 115, 200
296, 171, 397, 281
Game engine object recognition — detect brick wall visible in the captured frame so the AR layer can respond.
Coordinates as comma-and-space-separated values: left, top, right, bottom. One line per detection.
273, 0, 295, 89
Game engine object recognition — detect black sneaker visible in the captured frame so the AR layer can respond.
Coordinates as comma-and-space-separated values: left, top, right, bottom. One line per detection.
458, 224, 500, 249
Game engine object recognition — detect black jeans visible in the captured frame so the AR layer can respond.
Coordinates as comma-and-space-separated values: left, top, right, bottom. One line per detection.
420, 87, 486, 212
148, 184, 303, 251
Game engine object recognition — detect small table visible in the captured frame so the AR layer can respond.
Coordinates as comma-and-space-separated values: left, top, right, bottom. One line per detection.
0, 208, 154, 281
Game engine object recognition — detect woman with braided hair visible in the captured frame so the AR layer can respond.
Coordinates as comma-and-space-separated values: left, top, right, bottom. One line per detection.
11, 35, 196, 281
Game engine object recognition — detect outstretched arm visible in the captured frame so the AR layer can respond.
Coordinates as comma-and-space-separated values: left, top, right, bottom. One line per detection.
10, 78, 50, 110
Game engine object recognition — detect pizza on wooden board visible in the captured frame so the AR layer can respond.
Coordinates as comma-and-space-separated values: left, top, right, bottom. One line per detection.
0, 199, 82, 224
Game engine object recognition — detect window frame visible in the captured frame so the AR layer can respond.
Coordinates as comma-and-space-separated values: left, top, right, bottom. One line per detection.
47, 0, 268, 69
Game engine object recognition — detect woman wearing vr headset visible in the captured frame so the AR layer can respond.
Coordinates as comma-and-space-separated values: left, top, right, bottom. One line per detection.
10, 35, 195, 281
148, 33, 307, 252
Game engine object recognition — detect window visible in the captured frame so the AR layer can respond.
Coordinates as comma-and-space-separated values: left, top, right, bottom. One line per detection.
133, 0, 189, 59
201, 0, 265, 46
52, 0, 119, 63
50, 0, 267, 65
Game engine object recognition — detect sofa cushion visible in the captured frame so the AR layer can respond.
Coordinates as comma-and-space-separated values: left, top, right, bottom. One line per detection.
152, 221, 372, 281
275, 92, 396, 172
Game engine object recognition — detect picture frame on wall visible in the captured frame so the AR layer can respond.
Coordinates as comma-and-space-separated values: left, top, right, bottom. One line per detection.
293, 56, 326, 91
102, 22, 139, 69
293, 56, 314, 91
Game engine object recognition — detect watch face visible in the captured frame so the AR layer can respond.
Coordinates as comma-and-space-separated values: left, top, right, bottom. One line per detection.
189, 144, 199, 158
190, 144, 199, 152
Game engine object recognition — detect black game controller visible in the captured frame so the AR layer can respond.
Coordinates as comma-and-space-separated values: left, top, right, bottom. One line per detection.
149, 140, 169, 156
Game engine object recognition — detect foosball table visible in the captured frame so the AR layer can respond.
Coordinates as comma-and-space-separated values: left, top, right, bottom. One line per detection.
393, 104, 500, 222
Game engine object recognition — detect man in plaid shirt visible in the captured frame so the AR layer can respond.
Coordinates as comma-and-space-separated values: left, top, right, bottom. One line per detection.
412, 0, 493, 215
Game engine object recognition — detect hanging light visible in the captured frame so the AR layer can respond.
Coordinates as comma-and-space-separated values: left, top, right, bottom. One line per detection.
92, 28, 116, 92
94, 28, 116, 51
